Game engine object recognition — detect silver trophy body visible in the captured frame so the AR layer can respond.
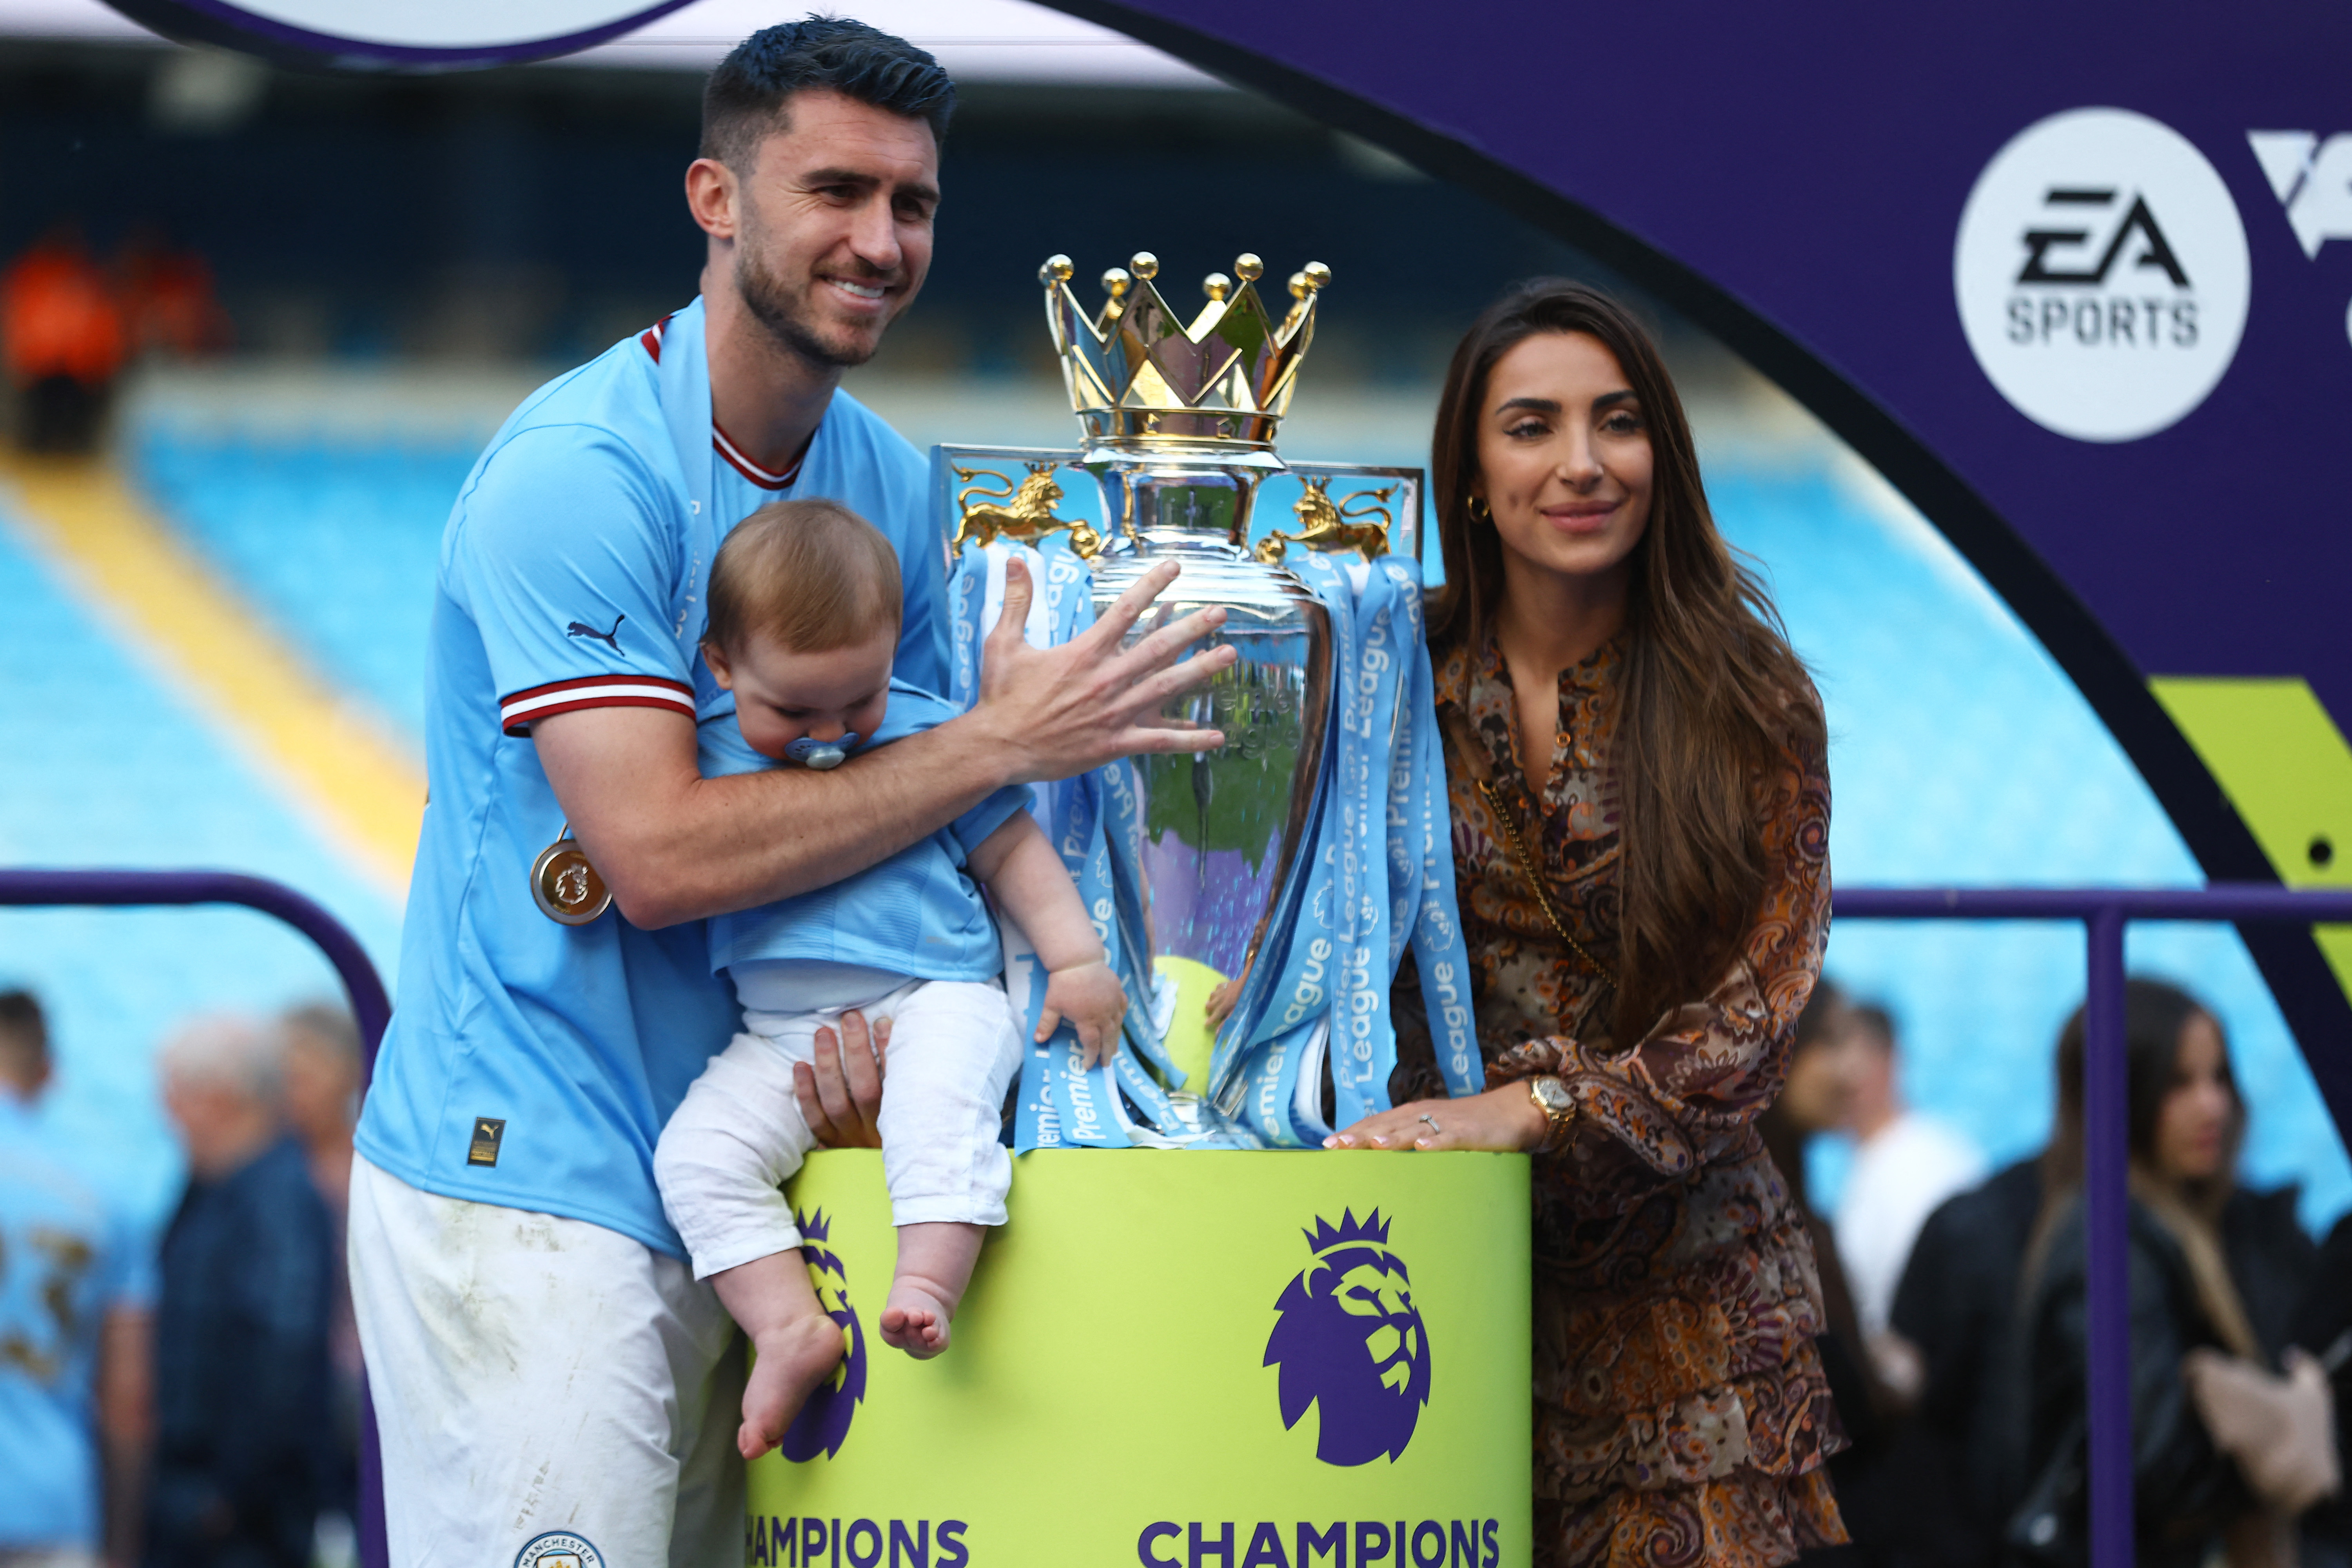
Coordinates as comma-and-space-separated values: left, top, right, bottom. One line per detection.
1089, 445, 1330, 983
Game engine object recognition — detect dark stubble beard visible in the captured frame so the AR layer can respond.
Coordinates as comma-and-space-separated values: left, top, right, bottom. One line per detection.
736, 242, 882, 371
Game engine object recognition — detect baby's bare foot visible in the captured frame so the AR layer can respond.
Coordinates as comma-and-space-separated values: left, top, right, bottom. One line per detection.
879, 1281, 955, 1359
739, 1314, 845, 1460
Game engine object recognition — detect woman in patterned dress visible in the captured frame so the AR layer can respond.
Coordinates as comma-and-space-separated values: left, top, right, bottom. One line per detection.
1328, 282, 1845, 1567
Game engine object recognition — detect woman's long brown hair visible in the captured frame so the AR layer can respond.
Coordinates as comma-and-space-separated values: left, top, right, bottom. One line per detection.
1427, 280, 1823, 1045
2027, 978, 2256, 1355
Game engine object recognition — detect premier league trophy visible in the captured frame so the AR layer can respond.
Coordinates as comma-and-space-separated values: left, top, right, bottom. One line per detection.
935, 251, 1474, 1151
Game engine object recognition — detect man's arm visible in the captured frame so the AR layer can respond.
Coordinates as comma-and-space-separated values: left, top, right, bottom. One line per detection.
96, 1305, 152, 1568
539, 557, 1234, 928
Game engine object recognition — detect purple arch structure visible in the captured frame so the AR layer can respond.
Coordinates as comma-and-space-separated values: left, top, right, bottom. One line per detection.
99, 0, 697, 69
1029, 0, 2352, 1115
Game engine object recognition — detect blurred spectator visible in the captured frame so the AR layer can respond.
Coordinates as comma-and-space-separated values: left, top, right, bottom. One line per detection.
1831, 1003, 1985, 1356
1887, 1127, 2045, 1568
1759, 992, 1882, 1439
2009, 979, 2315, 1568
2, 227, 127, 454
1764, 979, 1875, 1396
276, 1004, 359, 1525
0, 989, 154, 1568
149, 1017, 332, 1568
1764, 980, 1928, 1566
2289, 1218, 2352, 1567
114, 229, 230, 362
278, 1004, 356, 1212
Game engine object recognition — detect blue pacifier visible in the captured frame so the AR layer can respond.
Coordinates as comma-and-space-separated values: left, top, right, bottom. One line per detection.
784, 732, 860, 770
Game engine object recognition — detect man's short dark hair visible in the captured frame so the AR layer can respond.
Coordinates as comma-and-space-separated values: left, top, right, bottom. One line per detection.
1850, 1003, 1897, 1052
0, 989, 49, 1079
701, 16, 956, 172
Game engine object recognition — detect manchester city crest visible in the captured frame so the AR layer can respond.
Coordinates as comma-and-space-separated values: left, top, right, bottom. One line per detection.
1263, 1208, 1432, 1465
778, 1207, 866, 1462
515, 1532, 603, 1568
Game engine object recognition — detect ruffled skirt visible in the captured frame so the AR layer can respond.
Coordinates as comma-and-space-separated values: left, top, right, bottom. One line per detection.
1540, 1466, 1845, 1568
1529, 1147, 1849, 1568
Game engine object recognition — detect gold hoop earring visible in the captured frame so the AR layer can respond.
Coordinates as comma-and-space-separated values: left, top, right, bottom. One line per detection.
1466, 496, 1492, 524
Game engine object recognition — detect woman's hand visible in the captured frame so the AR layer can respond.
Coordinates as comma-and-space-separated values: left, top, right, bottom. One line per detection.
1324, 1085, 1548, 1152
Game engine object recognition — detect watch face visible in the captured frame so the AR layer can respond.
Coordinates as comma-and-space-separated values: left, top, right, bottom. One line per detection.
1532, 1078, 1571, 1112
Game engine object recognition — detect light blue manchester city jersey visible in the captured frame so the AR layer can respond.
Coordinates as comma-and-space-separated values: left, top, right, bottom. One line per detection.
0, 1097, 153, 1549
705, 681, 1032, 981
356, 299, 950, 1258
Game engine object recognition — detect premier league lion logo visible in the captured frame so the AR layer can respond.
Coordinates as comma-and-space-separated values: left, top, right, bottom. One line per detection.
777, 1207, 866, 1462
1262, 1209, 1432, 1465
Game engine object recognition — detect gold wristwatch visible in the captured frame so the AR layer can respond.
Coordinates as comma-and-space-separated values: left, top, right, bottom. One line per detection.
1527, 1076, 1573, 1152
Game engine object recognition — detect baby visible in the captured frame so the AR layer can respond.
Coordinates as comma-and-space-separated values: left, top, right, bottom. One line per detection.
653, 498, 1126, 1460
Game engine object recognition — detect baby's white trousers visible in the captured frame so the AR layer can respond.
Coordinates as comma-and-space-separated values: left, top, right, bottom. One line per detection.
653, 977, 1024, 1279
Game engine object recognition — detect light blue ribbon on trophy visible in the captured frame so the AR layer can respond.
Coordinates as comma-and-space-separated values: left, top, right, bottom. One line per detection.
1394, 577, 1483, 1098
1207, 552, 1387, 1143
1205, 552, 1482, 1144
948, 528, 1476, 1152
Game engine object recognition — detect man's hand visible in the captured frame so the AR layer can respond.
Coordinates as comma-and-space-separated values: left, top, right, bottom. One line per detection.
795, 1010, 886, 1149
970, 557, 1239, 786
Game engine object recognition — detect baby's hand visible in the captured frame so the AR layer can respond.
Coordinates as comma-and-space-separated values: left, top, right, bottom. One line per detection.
1037, 960, 1128, 1067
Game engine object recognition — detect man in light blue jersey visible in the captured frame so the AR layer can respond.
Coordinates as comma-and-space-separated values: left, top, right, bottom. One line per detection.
0, 991, 153, 1568
348, 19, 1233, 1568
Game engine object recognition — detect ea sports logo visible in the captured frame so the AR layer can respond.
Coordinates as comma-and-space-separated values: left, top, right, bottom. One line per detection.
1955, 107, 2250, 441
778, 1207, 866, 1463
1262, 1209, 1431, 1466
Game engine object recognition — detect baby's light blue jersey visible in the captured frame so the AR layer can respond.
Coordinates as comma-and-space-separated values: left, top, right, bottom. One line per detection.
0, 1097, 153, 1548
356, 298, 949, 1259
706, 681, 1032, 981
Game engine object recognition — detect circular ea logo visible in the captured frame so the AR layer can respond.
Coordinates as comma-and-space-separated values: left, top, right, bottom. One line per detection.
1955, 107, 2249, 442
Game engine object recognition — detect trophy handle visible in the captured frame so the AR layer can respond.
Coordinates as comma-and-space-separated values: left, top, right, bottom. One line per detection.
940, 453, 1104, 561
1253, 476, 1400, 563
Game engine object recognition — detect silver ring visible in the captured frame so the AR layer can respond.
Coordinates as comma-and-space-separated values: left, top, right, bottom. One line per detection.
1418, 1112, 1441, 1135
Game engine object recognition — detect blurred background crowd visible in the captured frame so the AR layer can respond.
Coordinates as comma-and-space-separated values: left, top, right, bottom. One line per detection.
2, 990, 361, 1568
2, 1, 2349, 1564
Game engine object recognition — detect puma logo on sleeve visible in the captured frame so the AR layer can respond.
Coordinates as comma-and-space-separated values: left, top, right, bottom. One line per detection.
565, 614, 625, 651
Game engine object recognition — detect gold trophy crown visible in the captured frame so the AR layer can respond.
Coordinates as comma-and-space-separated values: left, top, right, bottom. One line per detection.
1041, 250, 1327, 449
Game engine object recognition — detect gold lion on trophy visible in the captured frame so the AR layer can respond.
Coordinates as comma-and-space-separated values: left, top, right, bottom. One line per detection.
951, 463, 1103, 559
1254, 477, 1394, 564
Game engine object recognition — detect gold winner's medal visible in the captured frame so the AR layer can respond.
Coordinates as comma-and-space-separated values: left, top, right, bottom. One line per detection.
531, 830, 611, 925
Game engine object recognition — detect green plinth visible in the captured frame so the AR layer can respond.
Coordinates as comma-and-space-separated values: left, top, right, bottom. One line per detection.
746, 1148, 1532, 1568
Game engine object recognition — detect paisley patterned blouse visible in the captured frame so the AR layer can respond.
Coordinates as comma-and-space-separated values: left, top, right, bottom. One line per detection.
1391, 633, 1846, 1568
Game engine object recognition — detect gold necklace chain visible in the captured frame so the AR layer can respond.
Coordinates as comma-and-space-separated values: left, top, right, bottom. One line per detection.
1478, 779, 1607, 977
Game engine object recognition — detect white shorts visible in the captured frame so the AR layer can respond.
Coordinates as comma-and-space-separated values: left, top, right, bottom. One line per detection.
653, 978, 1023, 1280
348, 1155, 743, 1568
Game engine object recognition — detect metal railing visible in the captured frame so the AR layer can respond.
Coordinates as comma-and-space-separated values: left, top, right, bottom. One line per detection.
0, 869, 392, 1046
0, 869, 394, 1568
7, 870, 2351, 1568
1833, 884, 2352, 1568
